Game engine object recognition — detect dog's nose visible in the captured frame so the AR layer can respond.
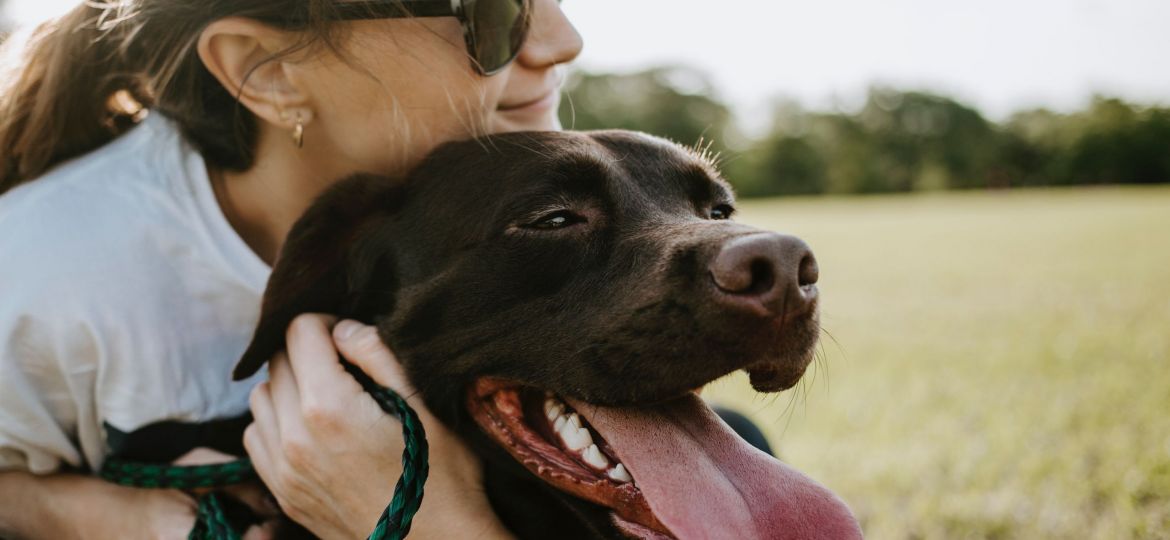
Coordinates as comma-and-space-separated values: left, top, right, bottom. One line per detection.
709, 233, 819, 319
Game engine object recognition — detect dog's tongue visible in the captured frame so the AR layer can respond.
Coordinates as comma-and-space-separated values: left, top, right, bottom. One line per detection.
566, 395, 861, 540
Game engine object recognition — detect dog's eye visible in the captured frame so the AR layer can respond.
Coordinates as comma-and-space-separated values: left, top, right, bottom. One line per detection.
710, 204, 735, 220
527, 210, 585, 230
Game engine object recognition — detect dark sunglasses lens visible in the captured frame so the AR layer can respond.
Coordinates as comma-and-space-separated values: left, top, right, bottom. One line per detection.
470, 0, 528, 73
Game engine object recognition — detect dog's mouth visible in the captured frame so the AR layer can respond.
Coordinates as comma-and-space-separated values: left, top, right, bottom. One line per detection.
467, 378, 862, 539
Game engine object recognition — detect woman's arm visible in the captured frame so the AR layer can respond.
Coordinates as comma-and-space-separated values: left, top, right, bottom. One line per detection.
0, 470, 197, 539
245, 315, 513, 540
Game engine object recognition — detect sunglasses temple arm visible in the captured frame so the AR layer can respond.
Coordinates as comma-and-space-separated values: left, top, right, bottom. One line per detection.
332, 0, 458, 20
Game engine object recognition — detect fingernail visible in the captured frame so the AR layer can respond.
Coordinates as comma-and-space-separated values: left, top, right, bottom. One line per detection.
335, 320, 362, 341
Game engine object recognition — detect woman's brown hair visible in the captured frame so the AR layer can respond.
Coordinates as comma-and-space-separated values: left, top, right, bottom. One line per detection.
0, 0, 385, 195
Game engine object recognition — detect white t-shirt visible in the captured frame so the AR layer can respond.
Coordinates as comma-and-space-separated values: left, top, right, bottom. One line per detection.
0, 113, 270, 473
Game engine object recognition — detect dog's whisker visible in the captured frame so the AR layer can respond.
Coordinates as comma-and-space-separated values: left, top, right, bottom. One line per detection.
815, 340, 831, 395
820, 326, 845, 356
786, 387, 803, 431
800, 375, 811, 414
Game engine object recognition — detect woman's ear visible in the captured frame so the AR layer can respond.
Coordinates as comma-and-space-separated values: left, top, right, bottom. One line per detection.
196, 17, 312, 129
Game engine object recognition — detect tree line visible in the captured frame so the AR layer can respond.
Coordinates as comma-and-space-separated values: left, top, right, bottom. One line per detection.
558, 67, 1170, 197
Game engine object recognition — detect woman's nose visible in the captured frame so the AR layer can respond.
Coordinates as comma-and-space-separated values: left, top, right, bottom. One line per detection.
515, 0, 584, 69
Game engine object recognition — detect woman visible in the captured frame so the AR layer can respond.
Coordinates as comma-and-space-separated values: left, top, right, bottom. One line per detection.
0, 0, 581, 537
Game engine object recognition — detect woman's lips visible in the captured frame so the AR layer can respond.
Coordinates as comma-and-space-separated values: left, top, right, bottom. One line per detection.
498, 90, 558, 114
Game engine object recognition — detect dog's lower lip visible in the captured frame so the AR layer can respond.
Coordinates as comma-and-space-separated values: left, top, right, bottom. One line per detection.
745, 360, 807, 392
467, 379, 672, 536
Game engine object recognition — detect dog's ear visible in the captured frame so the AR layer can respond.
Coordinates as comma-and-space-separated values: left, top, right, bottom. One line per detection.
233, 174, 403, 380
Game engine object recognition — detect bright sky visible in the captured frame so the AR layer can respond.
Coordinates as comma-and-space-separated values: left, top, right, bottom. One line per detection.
5, 0, 1169, 130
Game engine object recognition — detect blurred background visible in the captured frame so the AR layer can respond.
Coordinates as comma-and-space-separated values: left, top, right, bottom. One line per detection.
4, 0, 1169, 537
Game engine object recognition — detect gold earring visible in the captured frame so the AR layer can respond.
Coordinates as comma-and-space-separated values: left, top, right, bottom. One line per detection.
292, 114, 305, 149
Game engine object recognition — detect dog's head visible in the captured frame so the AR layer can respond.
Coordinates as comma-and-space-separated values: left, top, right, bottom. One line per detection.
234, 131, 859, 539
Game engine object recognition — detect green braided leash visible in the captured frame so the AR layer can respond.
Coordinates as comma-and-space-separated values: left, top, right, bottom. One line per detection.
192, 492, 243, 540
99, 358, 429, 540
100, 458, 255, 489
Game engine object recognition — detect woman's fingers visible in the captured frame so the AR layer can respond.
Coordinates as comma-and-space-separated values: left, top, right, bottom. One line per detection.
332, 320, 415, 397
265, 352, 304, 439
247, 381, 280, 453
284, 314, 358, 410
241, 315, 411, 538
243, 423, 271, 480
243, 522, 278, 540
172, 446, 238, 467
284, 314, 412, 410
245, 382, 278, 495
242, 315, 511, 538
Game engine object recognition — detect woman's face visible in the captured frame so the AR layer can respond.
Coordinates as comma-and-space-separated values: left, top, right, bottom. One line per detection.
300, 0, 583, 177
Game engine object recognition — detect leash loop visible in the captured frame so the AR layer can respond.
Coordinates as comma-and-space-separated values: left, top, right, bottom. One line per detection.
99, 359, 429, 540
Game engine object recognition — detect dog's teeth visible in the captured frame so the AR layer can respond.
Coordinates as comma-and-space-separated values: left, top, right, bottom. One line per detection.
552, 411, 591, 451
544, 399, 565, 422
607, 464, 632, 483
562, 425, 593, 451
583, 444, 610, 469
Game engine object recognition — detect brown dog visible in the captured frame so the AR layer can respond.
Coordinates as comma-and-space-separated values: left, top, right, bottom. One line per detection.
234, 131, 860, 539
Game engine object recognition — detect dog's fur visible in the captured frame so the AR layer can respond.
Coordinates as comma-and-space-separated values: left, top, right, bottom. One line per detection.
234, 131, 821, 538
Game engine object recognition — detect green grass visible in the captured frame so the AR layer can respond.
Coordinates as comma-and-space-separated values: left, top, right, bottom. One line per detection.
703, 185, 1170, 539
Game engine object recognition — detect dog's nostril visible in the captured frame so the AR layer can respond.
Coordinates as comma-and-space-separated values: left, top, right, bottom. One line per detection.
711, 255, 774, 295
798, 254, 819, 287
747, 259, 776, 295
710, 237, 780, 296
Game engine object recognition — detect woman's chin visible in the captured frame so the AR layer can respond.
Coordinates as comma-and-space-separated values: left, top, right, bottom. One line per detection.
492, 110, 562, 134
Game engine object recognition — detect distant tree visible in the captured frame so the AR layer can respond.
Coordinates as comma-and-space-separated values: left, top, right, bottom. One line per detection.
737, 89, 1002, 195
559, 68, 1169, 197
1005, 98, 1170, 186
1001, 109, 1068, 186
724, 101, 833, 197
855, 88, 1001, 191
1063, 98, 1170, 184
753, 136, 827, 196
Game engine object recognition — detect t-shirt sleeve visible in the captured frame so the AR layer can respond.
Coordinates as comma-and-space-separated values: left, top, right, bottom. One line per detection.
0, 311, 90, 473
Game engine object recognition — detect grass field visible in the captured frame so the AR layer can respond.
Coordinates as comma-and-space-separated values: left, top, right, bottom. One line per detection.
702, 185, 1170, 539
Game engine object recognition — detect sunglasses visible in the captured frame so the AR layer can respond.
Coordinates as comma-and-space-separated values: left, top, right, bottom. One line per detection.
331, 0, 533, 75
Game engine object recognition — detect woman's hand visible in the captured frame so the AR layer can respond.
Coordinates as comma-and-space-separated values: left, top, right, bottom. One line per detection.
0, 452, 279, 540
0, 470, 196, 540
116, 485, 200, 540
86, 483, 198, 540
244, 314, 512, 540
